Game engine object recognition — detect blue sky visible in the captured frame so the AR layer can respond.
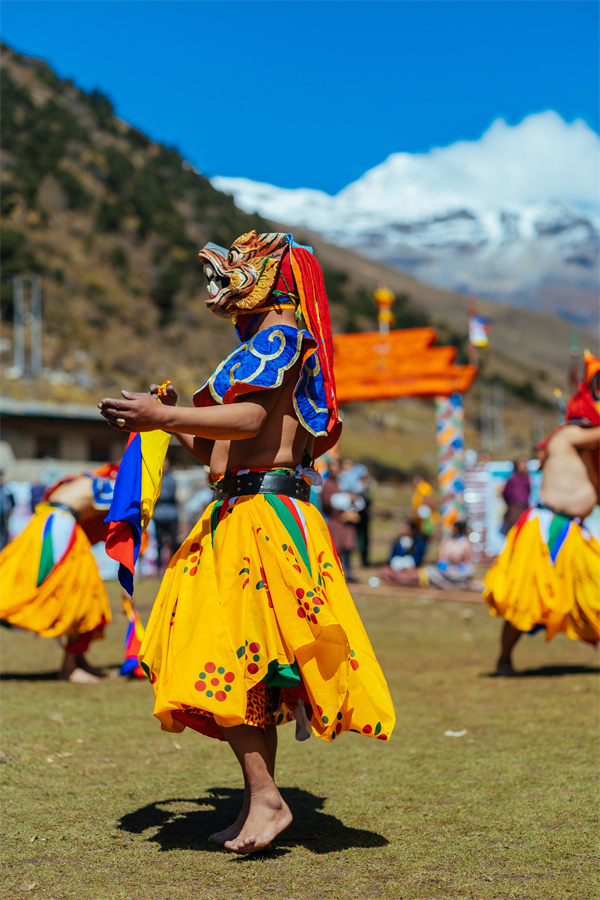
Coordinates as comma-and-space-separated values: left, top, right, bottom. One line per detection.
2, 0, 598, 194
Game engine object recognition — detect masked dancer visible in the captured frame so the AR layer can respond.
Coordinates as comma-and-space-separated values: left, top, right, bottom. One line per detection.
0, 465, 118, 682
99, 232, 395, 854
483, 352, 600, 675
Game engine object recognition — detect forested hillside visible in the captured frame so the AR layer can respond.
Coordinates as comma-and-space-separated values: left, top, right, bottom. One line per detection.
1, 44, 435, 401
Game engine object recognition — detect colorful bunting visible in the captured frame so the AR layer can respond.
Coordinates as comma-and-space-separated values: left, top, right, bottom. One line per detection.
469, 315, 492, 348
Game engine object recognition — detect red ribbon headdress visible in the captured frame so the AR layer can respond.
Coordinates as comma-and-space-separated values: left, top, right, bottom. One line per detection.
565, 350, 600, 426
281, 241, 342, 456
536, 351, 600, 464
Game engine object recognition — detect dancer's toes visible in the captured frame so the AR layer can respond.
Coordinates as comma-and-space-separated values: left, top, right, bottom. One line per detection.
224, 834, 273, 855
208, 821, 244, 845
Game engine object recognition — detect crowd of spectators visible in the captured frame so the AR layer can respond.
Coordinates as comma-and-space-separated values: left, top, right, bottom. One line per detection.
320, 457, 373, 581
2, 449, 532, 590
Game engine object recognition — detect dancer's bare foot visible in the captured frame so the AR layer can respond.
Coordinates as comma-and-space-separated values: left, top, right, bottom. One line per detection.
496, 658, 517, 677
224, 786, 292, 855
60, 667, 101, 684
74, 655, 105, 678
497, 622, 522, 677
60, 651, 104, 681
209, 792, 249, 845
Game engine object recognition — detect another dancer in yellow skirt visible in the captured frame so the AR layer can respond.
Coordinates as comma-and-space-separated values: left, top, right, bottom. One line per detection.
0, 466, 117, 682
99, 231, 396, 854
483, 352, 600, 675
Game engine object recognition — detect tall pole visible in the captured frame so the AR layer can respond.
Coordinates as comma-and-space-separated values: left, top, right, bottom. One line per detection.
13, 276, 25, 374
467, 297, 479, 369
568, 330, 580, 392
435, 392, 467, 537
12, 275, 42, 377
374, 284, 395, 336
373, 284, 395, 377
493, 380, 505, 455
30, 275, 42, 377
480, 382, 493, 453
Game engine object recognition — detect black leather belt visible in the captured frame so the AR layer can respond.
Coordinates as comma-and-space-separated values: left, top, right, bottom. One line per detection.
536, 501, 580, 522
47, 501, 81, 521
213, 471, 311, 502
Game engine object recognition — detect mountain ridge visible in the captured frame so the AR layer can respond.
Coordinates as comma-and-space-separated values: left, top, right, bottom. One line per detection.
212, 112, 600, 328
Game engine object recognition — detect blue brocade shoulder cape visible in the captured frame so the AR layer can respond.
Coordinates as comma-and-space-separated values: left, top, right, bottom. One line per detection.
193, 324, 330, 439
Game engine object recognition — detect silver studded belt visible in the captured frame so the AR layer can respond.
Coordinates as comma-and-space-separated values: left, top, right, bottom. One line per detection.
213, 471, 311, 502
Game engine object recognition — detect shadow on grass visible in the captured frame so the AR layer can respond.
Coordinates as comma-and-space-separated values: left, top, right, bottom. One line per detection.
118, 786, 388, 856
0, 663, 126, 681
483, 664, 600, 679
0, 670, 62, 681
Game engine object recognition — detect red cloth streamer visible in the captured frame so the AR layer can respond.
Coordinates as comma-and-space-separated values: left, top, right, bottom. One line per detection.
565, 383, 600, 426
287, 248, 342, 456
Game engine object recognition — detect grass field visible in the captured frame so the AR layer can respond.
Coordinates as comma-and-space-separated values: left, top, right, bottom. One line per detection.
1, 578, 598, 900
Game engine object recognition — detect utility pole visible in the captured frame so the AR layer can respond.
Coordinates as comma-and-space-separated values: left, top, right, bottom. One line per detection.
13, 276, 25, 374
492, 380, 505, 455
568, 330, 581, 392
374, 284, 395, 336
12, 275, 42, 377
480, 381, 494, 453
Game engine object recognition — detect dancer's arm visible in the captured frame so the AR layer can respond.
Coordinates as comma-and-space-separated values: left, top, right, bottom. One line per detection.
568, 425, 600, 447
146, 383, 214, 465
98, 387, 279, 440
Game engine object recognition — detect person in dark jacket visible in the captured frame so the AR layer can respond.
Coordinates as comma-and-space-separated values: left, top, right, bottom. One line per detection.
321, 458, 363, 582
0, 470, 15, 551
500, 457, 531, 535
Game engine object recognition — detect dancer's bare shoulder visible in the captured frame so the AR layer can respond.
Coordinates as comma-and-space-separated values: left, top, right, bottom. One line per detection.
554, 424, 600, 449
48, 476, 94, 513
542, 425, 599, 518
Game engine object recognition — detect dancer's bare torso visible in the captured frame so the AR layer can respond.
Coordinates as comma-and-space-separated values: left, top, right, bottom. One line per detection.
205, 356, 311, 480
540, 425, 600, 519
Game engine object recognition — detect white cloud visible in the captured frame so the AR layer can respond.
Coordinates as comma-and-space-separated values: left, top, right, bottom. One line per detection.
338, 112, 599, 220
428, 111, 598, 207
213, 112, 600, 228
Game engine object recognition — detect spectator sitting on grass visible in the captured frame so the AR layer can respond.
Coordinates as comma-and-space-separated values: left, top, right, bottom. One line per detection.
427, 521, 474, 590
391, 520, 427, 568
380, 520, 475, 590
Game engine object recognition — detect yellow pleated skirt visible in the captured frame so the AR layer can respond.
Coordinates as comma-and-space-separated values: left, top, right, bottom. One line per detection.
0, 503, 111, 644
483, 507, 600, 643
139, 491, 396, 742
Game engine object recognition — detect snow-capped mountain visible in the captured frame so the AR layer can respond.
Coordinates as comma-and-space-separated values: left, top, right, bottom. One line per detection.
212, 112, 599, 327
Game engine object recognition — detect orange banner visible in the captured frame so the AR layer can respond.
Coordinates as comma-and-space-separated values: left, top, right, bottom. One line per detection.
333, 329, 477, 402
